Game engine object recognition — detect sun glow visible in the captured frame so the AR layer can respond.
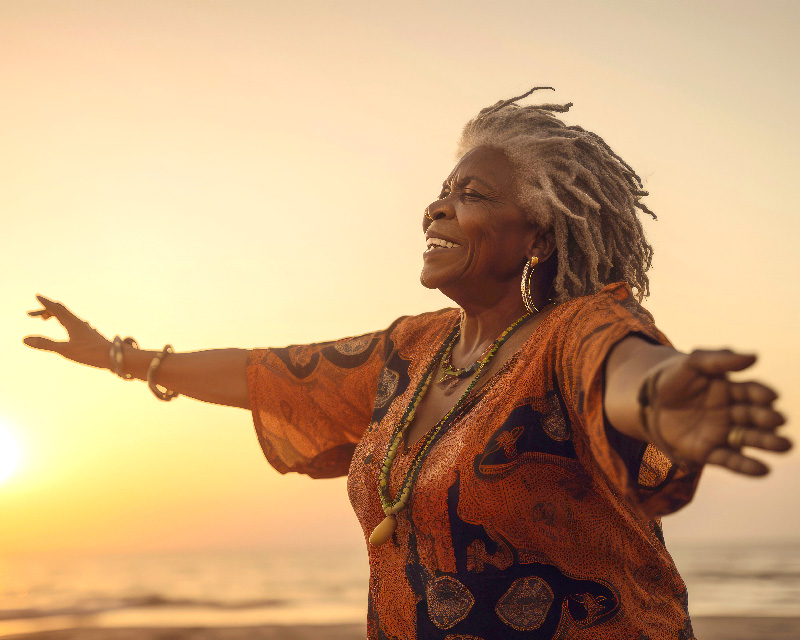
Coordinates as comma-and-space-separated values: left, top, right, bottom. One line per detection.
0, 421, 23, 484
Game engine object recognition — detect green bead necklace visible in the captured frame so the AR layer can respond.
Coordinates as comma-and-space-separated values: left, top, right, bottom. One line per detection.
438, 329, 494, 387
369, 311, 533, 546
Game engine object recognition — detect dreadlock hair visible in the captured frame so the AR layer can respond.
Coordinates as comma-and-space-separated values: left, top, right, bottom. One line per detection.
457, 87, 655, 303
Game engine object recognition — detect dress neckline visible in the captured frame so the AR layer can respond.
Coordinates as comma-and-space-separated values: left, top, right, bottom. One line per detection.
401, 303, 565, 455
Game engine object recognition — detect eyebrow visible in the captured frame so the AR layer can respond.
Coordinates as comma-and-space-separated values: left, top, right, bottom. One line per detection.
442, 175, 496, 191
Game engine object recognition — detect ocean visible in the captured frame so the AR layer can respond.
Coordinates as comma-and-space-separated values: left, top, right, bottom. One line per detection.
1, 541, 798, 636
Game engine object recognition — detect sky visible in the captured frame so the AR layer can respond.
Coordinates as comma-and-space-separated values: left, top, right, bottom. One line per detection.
1, 0, 798, 556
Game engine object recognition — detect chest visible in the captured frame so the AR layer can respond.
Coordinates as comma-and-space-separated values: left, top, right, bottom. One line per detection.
402, 320, 544, 451
402, 376, 475, 452
349, 347, 580, 526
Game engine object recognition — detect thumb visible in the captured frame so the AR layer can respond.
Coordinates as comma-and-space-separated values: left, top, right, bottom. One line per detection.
686, 349, 757, 376
23, 336, 65, 354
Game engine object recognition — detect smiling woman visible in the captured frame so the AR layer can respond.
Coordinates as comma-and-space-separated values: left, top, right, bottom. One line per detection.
0, 420, 23, 484
22, 88, 791, 640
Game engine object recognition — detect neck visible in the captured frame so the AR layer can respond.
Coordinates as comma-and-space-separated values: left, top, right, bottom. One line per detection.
438, 272, 552, 360
456, 296, 530, 358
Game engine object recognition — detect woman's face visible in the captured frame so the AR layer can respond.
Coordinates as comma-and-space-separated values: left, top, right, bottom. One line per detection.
421, 146, 538, 302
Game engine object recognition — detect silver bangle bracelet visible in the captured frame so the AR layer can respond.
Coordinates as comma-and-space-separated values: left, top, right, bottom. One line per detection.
147, 344, 179, 402
109, 335, 139, 380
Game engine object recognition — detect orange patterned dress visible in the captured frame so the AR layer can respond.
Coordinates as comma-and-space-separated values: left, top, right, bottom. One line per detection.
247, 283, 701, 640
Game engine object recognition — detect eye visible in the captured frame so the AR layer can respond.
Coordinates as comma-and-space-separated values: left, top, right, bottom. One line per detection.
461, 189, 485, 201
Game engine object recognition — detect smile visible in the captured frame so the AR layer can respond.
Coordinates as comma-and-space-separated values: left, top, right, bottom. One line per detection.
425, 238, 461, 252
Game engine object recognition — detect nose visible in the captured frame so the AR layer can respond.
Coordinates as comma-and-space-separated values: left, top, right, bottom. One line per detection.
422, 197, 455, 230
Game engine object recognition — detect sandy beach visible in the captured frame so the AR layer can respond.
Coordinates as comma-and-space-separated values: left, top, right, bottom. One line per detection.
3, 618, 800, 640
1, 625, 364, 639
691, 617, 800, 640
4, 625, 367, 639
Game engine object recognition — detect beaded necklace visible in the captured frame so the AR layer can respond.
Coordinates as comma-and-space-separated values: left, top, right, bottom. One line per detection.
437, 328, 495, 390
368, 311, 533, 546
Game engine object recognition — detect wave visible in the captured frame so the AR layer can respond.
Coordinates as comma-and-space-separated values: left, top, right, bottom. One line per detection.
0, 595, 289, 621
687, 570, 800, 581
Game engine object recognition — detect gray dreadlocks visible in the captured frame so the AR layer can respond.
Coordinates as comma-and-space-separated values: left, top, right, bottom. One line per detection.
456, 87, 655, 303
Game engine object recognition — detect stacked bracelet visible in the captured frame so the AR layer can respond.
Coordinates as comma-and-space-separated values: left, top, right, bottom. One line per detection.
636, 359, 683, 462
109, 336, 139, 380
147, 344, 179, 402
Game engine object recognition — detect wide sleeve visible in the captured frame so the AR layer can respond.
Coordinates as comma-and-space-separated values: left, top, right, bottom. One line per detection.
247, 322, 399, 479
557, 283, 702, 519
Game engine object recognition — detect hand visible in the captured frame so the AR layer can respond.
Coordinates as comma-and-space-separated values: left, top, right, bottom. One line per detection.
23, 295, 113, 370
646, 350, 790, 476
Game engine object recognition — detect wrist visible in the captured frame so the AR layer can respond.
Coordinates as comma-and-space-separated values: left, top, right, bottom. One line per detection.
636, 355, 685, 459
109, 336, 140, 380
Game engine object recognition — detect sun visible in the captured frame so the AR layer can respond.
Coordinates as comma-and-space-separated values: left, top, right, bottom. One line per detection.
0, 421, 23, 484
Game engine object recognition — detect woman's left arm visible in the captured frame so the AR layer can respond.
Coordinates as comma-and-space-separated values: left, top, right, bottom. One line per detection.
604, 336, 791, 475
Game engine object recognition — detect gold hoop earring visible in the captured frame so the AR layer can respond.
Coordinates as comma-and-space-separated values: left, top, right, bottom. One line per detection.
521, 256, 540, 314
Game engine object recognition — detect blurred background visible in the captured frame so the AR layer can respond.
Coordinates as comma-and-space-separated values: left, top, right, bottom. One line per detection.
1, 0, 798, 635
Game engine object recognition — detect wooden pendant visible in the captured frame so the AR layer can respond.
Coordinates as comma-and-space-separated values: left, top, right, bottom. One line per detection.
369, 515, 397, 546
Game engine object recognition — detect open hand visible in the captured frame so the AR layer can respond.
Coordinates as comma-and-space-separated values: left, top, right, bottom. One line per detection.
648, 350, 790, 476
23, 295, 112, 370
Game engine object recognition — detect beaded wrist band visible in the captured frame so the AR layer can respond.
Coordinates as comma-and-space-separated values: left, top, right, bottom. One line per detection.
636, 359, 683, 462
147, 344, 179, 402
109, 336, 139, 380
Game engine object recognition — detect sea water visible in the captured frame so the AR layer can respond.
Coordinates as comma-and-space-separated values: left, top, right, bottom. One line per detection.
0, 542, 798, 636
668, 541, 800, 617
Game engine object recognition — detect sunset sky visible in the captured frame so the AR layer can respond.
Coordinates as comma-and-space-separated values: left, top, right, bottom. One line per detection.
1, 0, 798, 556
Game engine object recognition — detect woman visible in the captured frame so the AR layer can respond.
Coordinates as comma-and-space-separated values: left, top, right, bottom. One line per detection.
24, 88, 790, 640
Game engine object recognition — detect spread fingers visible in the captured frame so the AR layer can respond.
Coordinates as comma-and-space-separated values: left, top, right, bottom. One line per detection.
31, 295, 83, 330
734, 428, 793, 452
22, 336, 66, 354
686, 349, 757, 376
729, 405, 786, 430
27, 309, 52, 320
729, 381, 778, 405
706, 448, 769, 476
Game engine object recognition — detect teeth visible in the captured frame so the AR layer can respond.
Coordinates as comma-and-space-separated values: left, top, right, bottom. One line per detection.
426, 238, 461, 251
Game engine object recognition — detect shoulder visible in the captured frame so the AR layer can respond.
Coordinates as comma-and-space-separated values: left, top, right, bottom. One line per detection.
551, 282, 669, 347
555, 282, 657, 326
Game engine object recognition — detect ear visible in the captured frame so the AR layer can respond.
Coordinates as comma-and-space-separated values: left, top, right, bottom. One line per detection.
525, 228, 557, 263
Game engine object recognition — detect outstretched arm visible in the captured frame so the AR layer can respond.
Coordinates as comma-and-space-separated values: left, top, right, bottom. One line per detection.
23, 295, 251, 410
604, 336, 790, 476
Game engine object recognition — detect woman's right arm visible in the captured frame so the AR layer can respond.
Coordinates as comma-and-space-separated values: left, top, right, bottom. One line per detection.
23, 295, 251, 410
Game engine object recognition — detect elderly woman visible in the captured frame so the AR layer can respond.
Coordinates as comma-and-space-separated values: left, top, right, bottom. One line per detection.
25, 88, 790, 640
